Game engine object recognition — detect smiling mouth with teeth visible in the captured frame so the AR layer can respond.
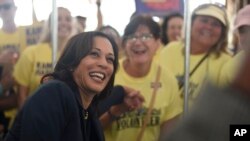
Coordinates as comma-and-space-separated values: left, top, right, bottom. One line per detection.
134, 50, 146, 54
89, 72, 105, 80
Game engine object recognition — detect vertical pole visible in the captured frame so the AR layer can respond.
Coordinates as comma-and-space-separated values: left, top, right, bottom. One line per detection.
51, 0, 58, 69
183, 0, 192, 116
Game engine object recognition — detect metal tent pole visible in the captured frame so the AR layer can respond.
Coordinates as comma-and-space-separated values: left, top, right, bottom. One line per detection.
183, 0, 192, 116
51, 0, 58, 69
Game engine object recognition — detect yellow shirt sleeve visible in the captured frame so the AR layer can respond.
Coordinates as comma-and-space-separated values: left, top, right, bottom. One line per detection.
13, 47, 35, 87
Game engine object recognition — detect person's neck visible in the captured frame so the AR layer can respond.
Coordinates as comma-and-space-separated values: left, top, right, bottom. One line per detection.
190, 41, 211, 55
57, 41, 64, 52
123, 59, 151, 77
79, 91, 95, 109
57, 38, 67, 53
2, 21, 17, 33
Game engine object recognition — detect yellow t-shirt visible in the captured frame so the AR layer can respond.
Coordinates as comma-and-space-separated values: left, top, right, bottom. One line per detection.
159, 41, 231, 105
0, 27, 26, 53
104, 59, 182, 141
13, 43, 58, 95
153, 43, 164, 62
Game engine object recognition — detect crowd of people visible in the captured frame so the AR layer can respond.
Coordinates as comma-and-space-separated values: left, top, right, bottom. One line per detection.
0, 0, 250, 140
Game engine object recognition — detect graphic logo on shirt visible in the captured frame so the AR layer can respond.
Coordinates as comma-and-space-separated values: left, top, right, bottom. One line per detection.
176, 75, 199, 99
150, 81, 161, 89
25, 26, 43, 45
176, 75, 184, 89
115, 107, 161, 130
35, 62, 53, 76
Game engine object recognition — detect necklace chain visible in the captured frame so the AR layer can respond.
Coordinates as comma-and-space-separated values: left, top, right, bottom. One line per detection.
84, 110, 88, 120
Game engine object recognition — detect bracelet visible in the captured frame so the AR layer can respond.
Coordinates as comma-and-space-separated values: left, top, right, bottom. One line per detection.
107, 109, 120, 121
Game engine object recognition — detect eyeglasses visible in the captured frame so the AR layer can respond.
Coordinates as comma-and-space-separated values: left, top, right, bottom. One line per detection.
0, 3, 13, 11
126, 33, 153, 43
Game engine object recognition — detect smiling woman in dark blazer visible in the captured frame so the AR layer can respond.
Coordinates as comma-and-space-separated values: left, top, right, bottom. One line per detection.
5, 31, 119, 141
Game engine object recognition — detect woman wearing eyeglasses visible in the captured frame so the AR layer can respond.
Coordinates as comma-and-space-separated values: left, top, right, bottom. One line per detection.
101, 15, 182, 141
159, 3, 232, 108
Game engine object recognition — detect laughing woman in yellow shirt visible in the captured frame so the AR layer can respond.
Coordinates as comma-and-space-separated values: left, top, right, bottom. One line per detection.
103, 15, 182, 141
159, 4, 232, 107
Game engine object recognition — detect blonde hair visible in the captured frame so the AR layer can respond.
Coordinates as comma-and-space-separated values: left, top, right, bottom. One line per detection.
38, 7, 72, 43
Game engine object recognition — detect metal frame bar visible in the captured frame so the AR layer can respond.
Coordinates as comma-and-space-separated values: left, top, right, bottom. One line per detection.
51, 0, 58, 69
183, 0, 192, 116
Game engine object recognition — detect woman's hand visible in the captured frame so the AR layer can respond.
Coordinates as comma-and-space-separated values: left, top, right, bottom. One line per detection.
99, 86, 144, 128
123, 86, 144, 111
109, 86, 144, 117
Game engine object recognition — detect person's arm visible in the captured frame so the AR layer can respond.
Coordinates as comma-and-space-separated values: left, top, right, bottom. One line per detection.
99, 105, 124, 129
231, 51, 250, 94
158, 115, 180, 141
96, 0, 103, 31
99, 86, 144, 129
17, 84, 29, 109
0, 91, 17, 110
0, 62, 17, 110
12, 48, 33, 109
32, 0, 38, 23
231, 25, 250, 94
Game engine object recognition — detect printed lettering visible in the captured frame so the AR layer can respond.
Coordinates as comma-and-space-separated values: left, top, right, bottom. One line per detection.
35, 62, 53, 76
116, 108, 161, 131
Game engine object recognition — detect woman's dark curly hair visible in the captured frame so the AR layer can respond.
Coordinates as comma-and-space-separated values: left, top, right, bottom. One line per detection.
161, 12, 183, 46
41, 31, 119, 104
